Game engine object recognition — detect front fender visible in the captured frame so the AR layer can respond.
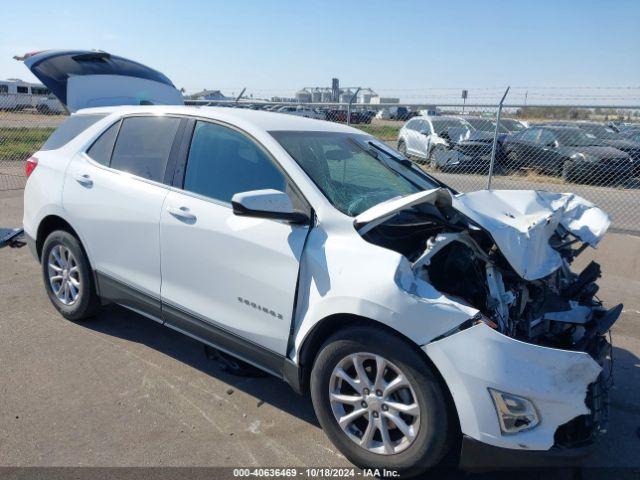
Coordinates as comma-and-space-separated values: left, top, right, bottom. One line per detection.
291, 226, 478, 362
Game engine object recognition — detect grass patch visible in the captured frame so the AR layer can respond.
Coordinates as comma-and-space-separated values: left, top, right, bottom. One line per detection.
0, 127, 54, 161
353, 124, 401, 141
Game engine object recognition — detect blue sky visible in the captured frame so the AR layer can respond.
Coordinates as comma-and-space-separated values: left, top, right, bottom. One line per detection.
2, 0, 639, 101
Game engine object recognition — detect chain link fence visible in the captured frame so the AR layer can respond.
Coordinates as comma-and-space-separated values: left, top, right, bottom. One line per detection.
0, 92, 65, 190
2, 90, 639, 232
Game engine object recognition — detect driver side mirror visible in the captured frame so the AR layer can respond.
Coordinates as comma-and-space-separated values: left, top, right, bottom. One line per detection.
231, 189, 309, 224
547, 140, 559, 148
419, 129, 430, 136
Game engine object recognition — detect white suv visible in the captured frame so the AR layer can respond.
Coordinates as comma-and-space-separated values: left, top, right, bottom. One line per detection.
21, 50, 619, 474
397, 116, 472, 164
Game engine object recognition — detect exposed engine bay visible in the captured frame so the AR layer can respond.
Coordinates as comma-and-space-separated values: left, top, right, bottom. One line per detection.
360, 189, 620, 443
359, 189, 621, 353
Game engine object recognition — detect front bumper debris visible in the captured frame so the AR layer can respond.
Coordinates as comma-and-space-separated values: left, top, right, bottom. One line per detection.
424, 323, 604, 451
459, 434, 594, 470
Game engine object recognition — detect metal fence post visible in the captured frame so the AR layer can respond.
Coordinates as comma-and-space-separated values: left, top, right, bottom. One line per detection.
487, 86, 510, 190
347, 87, 361, 125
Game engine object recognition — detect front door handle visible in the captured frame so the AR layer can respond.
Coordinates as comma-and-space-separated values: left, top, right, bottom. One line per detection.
74, 174, 93, 187
167, 206, 197, 222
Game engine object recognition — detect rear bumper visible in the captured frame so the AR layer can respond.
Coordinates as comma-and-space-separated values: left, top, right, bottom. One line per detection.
459, 435, 594, 470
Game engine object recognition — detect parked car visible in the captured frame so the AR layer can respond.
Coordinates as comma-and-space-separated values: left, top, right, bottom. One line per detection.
550, 122, 640, 173
397, 115, 500, 172
618, 124, 640, 134
619, 128, 640, 144
20, 49, 619, 475
391, 106, 418, 121
274, 105, 324, 120
463, 117, 527, 135
374, 108, 391, 120
502, 126, 632, 183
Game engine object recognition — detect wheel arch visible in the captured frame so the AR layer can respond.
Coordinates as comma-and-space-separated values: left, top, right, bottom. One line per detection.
295, 314, 460, 426
36, 215, 81, 260
35, 215, 98, 295
295, 313, 462, 461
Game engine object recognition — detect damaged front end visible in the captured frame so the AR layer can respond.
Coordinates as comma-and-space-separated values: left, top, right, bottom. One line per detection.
356, 188, 620, 454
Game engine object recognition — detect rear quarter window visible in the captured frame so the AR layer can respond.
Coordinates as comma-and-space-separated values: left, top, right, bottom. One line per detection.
41, 114, 107, 151
86, 121, 121, 166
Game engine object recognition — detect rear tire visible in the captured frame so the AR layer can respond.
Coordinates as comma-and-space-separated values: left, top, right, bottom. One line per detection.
310, 326, 454, 477
41, 230, 100, 321
562, 159, 575, 183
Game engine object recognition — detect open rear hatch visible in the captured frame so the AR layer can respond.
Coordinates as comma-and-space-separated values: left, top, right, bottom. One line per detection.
16, 50, 183, 113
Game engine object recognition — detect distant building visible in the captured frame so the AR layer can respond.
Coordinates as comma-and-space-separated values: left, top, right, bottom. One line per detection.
189, 89, 231, 101
270, 96, 297, 103
293, 79, 379, 104
332, 78, 340, 102
0, 78, 64, 113
295, 89, 312, 103
370, 96, 400, 105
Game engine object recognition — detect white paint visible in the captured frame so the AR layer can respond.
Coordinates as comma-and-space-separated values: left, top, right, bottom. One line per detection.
425, 323, 602, 450
453, 189, 610, 280
22, 101, 615, 458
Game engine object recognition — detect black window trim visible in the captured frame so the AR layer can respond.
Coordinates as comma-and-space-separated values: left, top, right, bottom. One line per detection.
82, 112, 312, 215
170, 115, 312, 215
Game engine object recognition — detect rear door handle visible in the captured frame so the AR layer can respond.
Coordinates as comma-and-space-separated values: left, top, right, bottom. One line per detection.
167, 206, 197, 222
74, 174, 93, 187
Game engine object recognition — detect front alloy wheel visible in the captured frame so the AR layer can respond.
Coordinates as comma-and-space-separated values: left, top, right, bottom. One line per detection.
311, 327, 453, 476
329, 353, 421, 454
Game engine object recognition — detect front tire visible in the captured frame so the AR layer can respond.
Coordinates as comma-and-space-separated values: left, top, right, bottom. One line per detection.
428, 146, 445, 170
310, 327, 454, 477
397, 140, 408, 158
41, 230, 100, 321
561, 159, 575, 182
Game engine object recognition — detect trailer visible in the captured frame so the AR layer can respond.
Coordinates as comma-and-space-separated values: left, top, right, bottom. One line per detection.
0, 228, 24, 249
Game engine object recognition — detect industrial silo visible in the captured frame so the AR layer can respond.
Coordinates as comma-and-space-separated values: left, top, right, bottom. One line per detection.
311, 90, 322, 103
295, 89, 312, 103
339, 90, 353, 104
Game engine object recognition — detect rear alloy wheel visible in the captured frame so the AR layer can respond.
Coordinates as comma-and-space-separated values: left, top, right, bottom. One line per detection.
311, 327, 453, 476
41, 230, 100, 321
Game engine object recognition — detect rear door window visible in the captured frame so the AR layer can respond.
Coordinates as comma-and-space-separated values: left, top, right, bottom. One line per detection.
110, 116, 181, 182
86, 121, 120, 166
41, 114, 107, 150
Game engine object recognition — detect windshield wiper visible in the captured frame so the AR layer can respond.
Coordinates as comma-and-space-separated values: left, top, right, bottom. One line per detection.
365, 140, 413, 166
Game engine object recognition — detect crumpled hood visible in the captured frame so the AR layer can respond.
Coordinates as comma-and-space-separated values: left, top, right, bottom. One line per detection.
355, 188, 610, 281
452, 190, 610, 280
